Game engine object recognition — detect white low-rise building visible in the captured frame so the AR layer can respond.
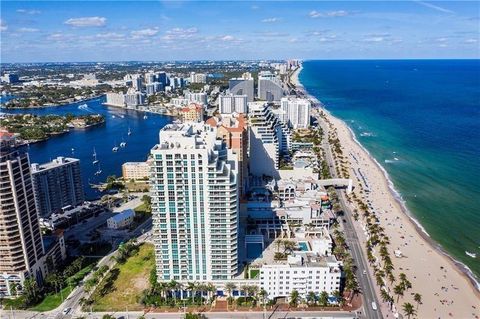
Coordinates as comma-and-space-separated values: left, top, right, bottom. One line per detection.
260, 253, 342, 300
107, 209, 135, 229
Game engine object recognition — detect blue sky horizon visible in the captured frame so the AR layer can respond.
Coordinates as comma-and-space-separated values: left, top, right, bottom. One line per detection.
1, 1, 479, 63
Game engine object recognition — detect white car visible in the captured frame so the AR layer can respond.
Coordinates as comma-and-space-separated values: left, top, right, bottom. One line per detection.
62, 307, 71, 315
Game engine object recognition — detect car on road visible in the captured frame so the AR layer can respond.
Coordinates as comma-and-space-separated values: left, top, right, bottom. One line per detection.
62, 307, 71, 315
363, 270, 367, 275
371, 301, 378, 311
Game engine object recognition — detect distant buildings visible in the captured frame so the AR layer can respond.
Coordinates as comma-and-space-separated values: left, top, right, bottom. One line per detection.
279, 96, 311, 129
229, 72, 254, 102
190, 72, 207, 84
1, 73, 19, 84
180, 103, 204, 122
125, 88, 146, 107
218, 94, 248, 115
0, 131, 45, 297
258, 71, 284, 102
107, 209, 135, 229
185, 92, 208, 106
105, 92, 126, 107
150, 122, 239, 281
122, 162, 150, 180
31, 157, 85, 218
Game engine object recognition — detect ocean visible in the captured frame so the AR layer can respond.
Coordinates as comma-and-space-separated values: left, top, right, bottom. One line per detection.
300, 59, 480, 281
1, 97, 171, 199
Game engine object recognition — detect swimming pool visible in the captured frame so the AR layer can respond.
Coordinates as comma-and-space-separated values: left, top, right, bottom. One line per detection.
299, 242, 309, 251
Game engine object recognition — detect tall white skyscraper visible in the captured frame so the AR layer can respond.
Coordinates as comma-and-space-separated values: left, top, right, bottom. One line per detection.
219, 94, 248, 114
280, 96, 311, 129
150, 122, 239, 282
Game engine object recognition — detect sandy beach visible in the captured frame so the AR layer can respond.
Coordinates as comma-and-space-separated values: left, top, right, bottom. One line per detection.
291, 64, 480, 318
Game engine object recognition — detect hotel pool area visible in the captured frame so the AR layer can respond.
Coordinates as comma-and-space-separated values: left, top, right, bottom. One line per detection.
299, 241, 310, 251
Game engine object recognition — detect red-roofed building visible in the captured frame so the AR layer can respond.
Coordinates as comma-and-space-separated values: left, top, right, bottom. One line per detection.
180, 103, 204, 122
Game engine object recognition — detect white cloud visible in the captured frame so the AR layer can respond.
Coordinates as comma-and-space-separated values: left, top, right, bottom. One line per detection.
131, 28, 159, 38
309, 10, 349, 18
64, 16, 107, 27
364, 37, 385, 42
18, 27, 39, 33
17, 9, 41, 15
220, 35, 234, 41
327, 10, 349, 17
163, 27, 198, 40
415, 1, 454, 14
96, 32, 125, 40
435, 37, 448, 42
261, 17, 281, 23
465, 38, 478, 43
0, 19, 7, 32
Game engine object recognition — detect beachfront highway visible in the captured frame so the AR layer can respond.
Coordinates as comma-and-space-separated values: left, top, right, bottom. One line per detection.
311, 105, 383, 319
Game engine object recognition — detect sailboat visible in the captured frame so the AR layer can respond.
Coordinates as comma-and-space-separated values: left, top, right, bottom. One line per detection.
465, 251, 477, 258
92, 148, 99, 164
112, 142, 119, 152
127, 127, 132, 136
94, 163, 102, 176
143, 114, 148, 120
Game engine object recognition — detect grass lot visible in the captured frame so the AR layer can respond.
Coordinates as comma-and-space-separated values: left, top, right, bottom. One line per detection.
2, 262, 95, 311
125, 181, 149, 192
31, 286, 72, 312
92, 243, 154, 311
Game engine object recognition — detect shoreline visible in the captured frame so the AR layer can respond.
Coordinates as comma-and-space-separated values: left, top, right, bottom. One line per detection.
102, 102, 177, 118
0, 94, 105, 109
294, 62, 480, 316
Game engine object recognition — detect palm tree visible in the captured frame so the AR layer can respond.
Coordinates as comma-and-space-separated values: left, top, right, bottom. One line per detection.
393, 284, 405, 303
380, 290, 391, 304
289, 290, 300, 308
168, 280, 179, 304
413, 293, 422, 310
206, 283, 216, 305
224, 282, 236, 309
187, 282, 197, 304
319, 291, 329, 307
259, 288, 268, 307
332, 290, 343, 306
306, 291, 316, 306
402, 302, 416, 319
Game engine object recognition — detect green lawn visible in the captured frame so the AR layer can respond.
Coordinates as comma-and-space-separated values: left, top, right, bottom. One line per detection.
31, 286, 72, 312
249, 269, 260, 279
92, 243, 155, 311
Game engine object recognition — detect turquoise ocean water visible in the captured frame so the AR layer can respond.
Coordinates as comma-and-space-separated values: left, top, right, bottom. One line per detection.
300, 60, 480, 282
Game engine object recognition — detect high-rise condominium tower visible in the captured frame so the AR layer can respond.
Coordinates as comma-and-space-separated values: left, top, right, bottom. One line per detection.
150, 123, 239, 282
0, 132, 45, 296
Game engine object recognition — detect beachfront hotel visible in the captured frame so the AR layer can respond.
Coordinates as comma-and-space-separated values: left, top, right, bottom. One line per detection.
279, 96, 311, 129
0, 132, 45, 297
229, 72, 255, 102
257, 71, 284, 102
149, 122, 239, 282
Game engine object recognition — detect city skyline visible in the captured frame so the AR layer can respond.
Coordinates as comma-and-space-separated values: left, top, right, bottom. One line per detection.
1, 1, 479, 63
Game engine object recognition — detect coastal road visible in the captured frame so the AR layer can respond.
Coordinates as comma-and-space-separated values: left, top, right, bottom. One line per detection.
80, 310, 360, 319
313, 109, 382, 319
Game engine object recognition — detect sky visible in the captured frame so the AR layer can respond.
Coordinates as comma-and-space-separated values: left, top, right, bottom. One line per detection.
1, 1, 479, 62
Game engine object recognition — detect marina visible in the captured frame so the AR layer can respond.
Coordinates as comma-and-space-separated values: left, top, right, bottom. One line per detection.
1, 95, 171, 199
